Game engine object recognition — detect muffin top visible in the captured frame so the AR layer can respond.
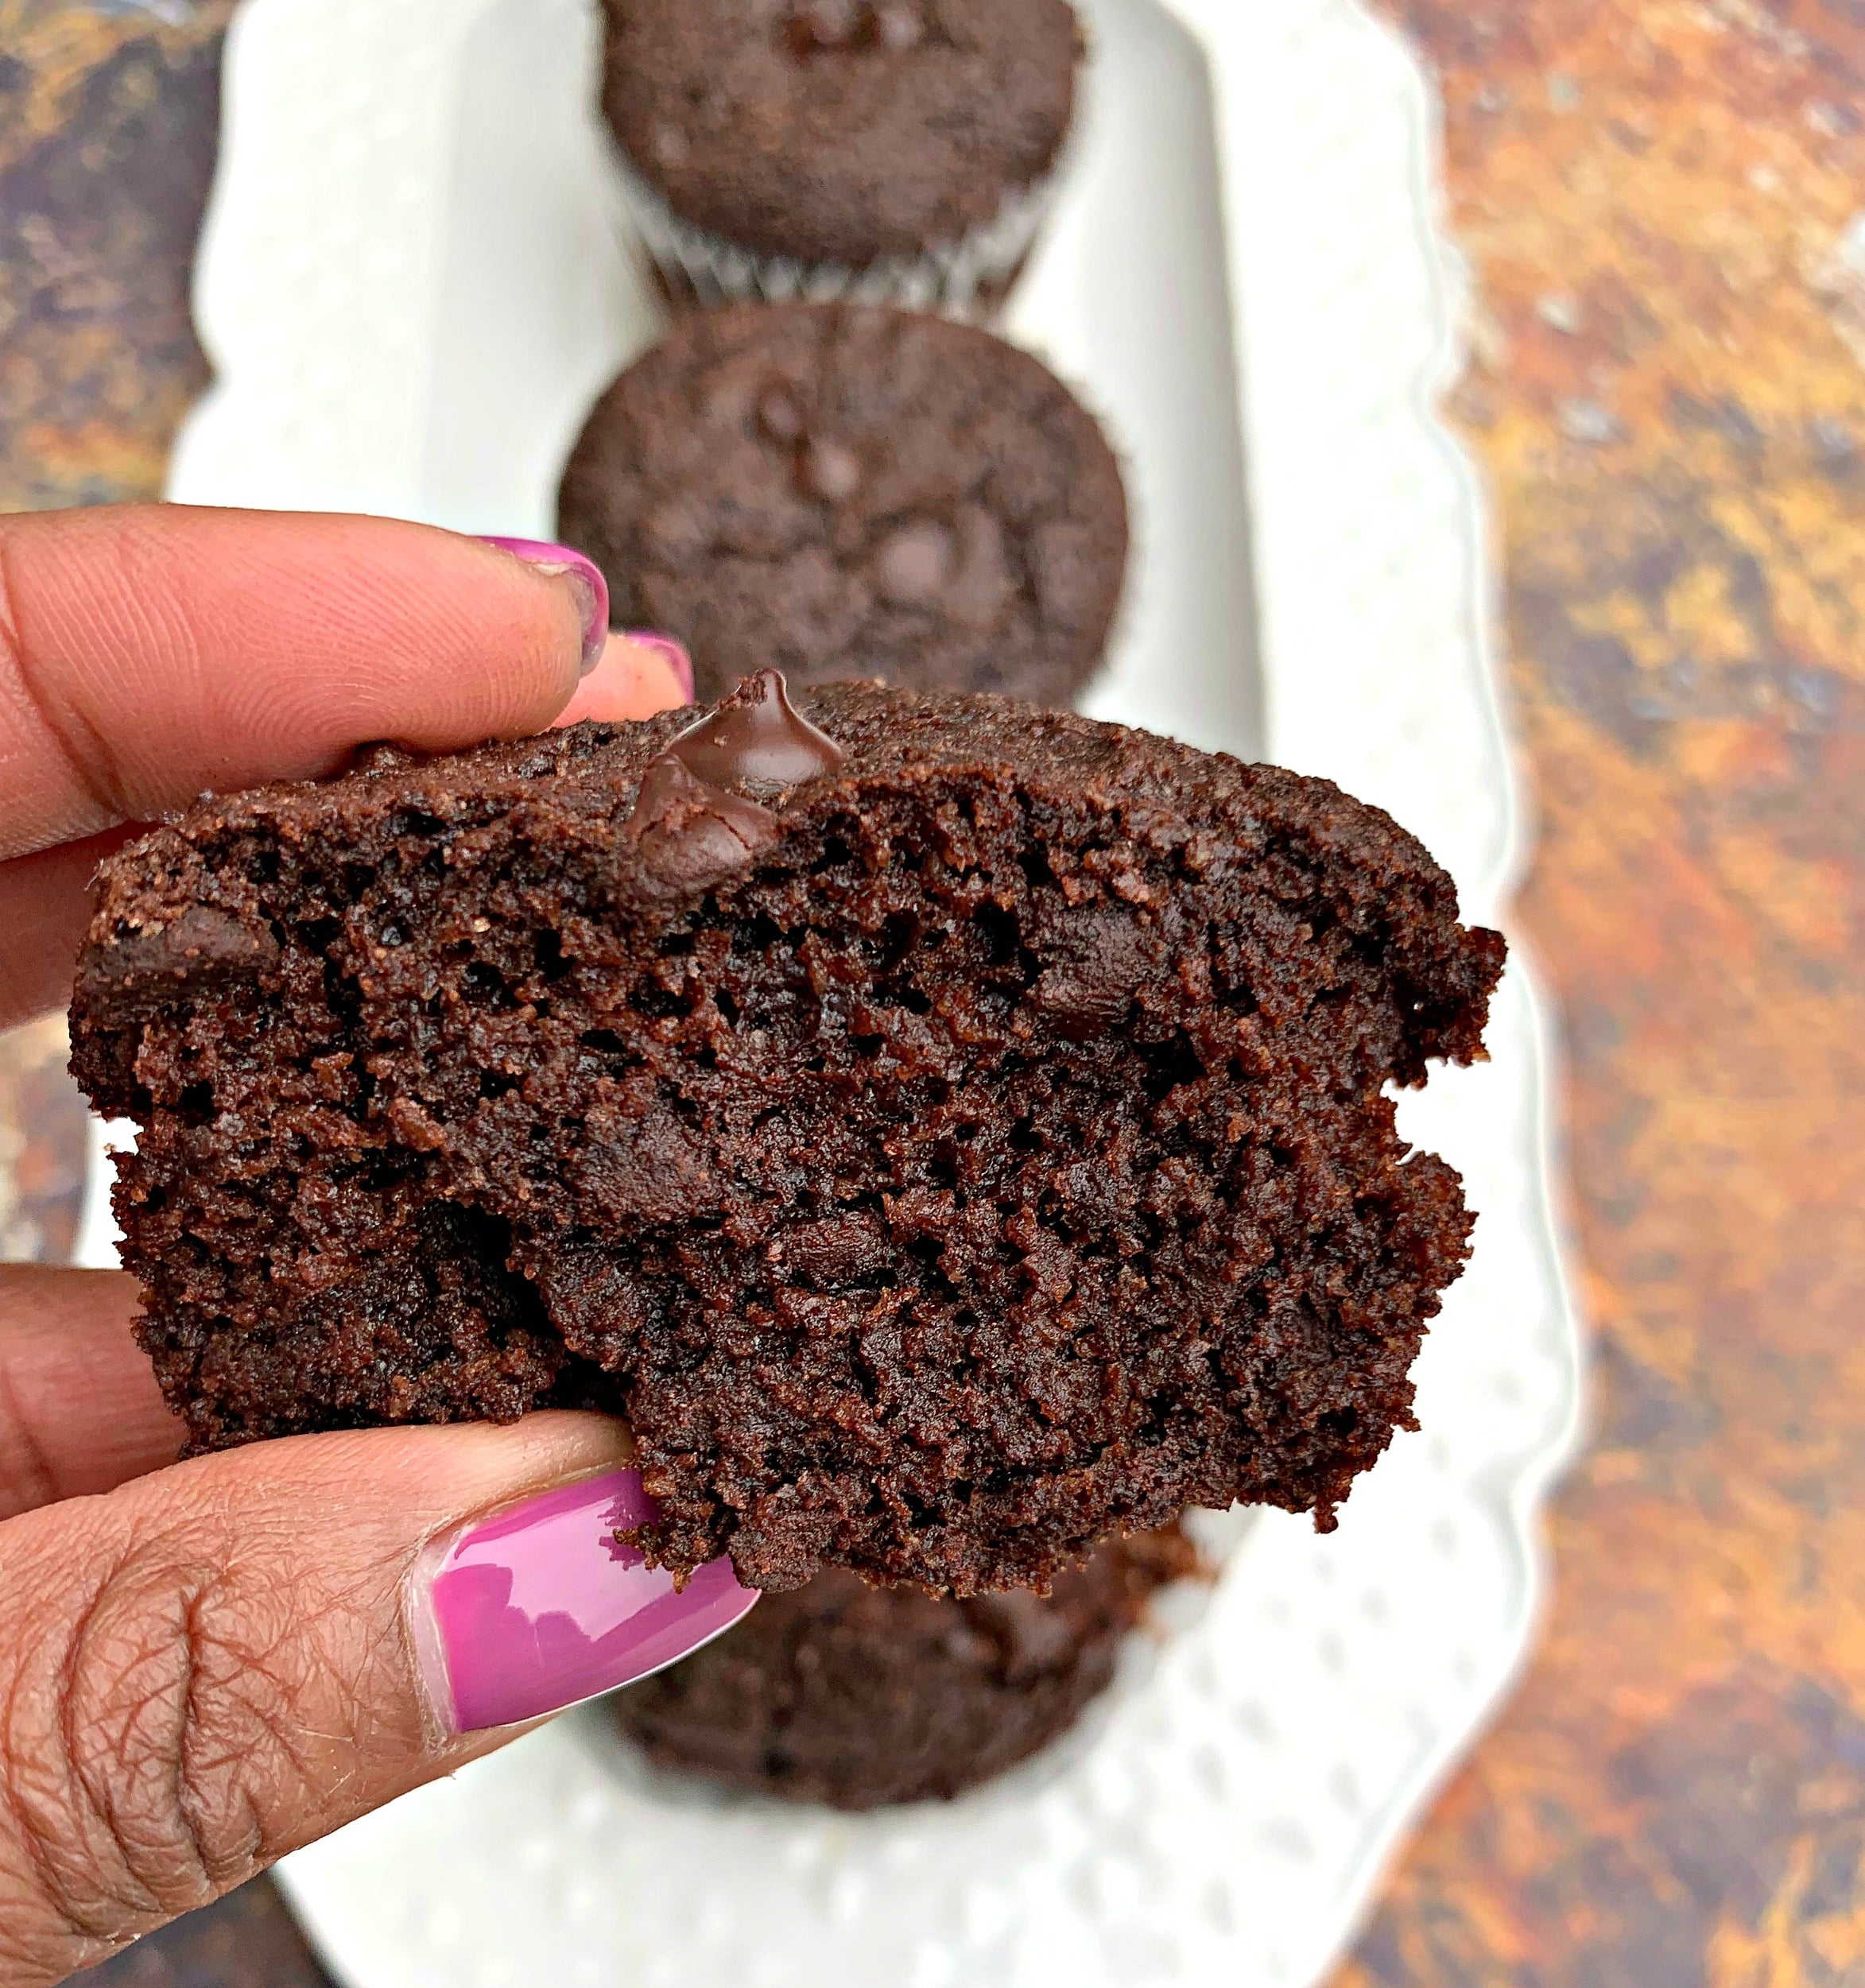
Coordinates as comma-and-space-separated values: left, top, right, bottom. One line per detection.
615, 1527, 1203, 1809
600, 0, 1082, 265
558, 302, 1129, 708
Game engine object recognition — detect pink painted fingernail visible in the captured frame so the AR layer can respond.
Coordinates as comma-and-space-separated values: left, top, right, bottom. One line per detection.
477, 537, 611, 676
626, 631, 694, 704
411, 1467, 757, 1734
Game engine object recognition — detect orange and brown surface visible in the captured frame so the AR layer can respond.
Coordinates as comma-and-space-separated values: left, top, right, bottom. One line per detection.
0, 2, 1859, 1984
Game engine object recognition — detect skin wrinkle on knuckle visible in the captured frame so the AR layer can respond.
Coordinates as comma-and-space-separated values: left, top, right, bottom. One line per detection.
0, 1546, 152, 1977
0, 1535, 343, 1968
0, 1676, 86, 1982
176, 1579, 347, 1854
80, 1567, 255, 1899
29, 1547, 218, 1938
102, 1552, 325, 1890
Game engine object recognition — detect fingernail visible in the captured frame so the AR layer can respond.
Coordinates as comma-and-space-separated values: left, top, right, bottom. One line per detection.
411, 1467, 757, 1734
477, 536, 611, 676
626, 630, 694, 704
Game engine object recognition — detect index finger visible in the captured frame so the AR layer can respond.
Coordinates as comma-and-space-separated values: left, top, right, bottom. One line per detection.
0, 1267, 177, 1524
0, 506, 602, 862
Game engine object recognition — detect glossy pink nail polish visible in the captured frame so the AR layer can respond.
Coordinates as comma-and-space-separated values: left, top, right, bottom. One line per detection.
626, 630, 695, 704
476, 536, 611, 676
413, 1467, 756, 1734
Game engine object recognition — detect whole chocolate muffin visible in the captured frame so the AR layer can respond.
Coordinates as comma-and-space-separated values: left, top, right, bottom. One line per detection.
601, 0, 1081, 310
559, 304, 1129, 709
616, 1526, 1202, 1809
71, 674, 1504, 1596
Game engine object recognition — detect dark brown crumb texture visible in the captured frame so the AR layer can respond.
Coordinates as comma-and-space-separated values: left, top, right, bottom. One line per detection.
558, 303, 1129, 710
615, 1523, 1202, 1808
70, 679, 1505, 1596
601, 0, 1081, 267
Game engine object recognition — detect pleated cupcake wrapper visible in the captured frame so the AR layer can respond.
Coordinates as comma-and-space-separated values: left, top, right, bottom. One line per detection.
611, 140, 1062, 320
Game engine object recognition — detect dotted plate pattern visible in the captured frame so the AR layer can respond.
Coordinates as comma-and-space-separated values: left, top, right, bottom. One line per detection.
115, 2, 1585, 1983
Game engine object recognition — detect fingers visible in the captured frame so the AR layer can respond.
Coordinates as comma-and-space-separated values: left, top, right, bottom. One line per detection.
0, 1414, 755, 1985
0, 509, 691, 1025
0, 634, 689, 1028
552, 630, 692, 729
0, 507, 601, 863
0, 831, 137, 1029
0, 1269, 179, 1524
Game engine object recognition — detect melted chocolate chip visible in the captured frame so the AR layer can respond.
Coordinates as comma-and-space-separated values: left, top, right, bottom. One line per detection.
872, 520, 954, 606
668, 669, 847, 788
785, 0, 864, 52
757, 386, 806, 444
622, 668, 846, 896
944, 505, 1014, 632
967, 1589, 1080, 1681
624, 754, 781, 896
1028, 913, 1151, 1040
114, 904, 277, 978
872, 0, 924, 51
80, 905, 281, 1020
797, 436, 863, 504
783, 0, 925, 56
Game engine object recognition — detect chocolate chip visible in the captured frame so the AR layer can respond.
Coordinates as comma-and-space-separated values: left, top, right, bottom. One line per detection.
967, 1591, 1078, 1680
1030, 519, 1100, 631
640, 499, 710, 566
872, 1, 924, 50
944, 504, 1014, 633
787, 0, 863, 50
669, 668, 847, 787
78, 905, 282, 1021
99, 906, 277, 986
758, 386, 806, 444
624, 754, 782, 897
872, 520, 954, 606
797, 436, 863, 504
1027, 913, 1151, 1039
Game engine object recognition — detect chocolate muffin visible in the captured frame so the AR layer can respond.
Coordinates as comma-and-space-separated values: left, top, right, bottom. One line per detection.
558, 304, 1129, 709
70, 674, 1505, 1596
616, 1525, 1202, 1809
600, 0, 1081, 313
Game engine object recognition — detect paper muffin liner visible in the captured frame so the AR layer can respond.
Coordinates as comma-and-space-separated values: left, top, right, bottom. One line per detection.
610, 142, 1066, 321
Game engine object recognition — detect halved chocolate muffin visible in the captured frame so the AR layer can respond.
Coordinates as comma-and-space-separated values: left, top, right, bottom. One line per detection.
616, 1525, 1201, 1809
71, 675, 1504, 1596
558, 303, 1129, 710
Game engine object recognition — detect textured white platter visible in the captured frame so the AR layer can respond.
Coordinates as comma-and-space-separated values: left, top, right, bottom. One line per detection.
75, 0, 1583, 1982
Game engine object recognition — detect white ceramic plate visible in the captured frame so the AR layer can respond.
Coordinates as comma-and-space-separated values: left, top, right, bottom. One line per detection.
77, 2, 1582, 1982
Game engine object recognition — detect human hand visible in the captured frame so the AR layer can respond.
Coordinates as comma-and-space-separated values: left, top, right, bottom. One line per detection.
0, 506, 751, 1988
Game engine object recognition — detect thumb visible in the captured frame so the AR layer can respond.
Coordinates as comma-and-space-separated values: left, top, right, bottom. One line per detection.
0, 1413, 754, 1986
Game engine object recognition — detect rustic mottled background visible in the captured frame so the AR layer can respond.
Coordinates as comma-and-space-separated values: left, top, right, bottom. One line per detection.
0, 2, 1859, 1982
1345, 5, 1865, 1983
